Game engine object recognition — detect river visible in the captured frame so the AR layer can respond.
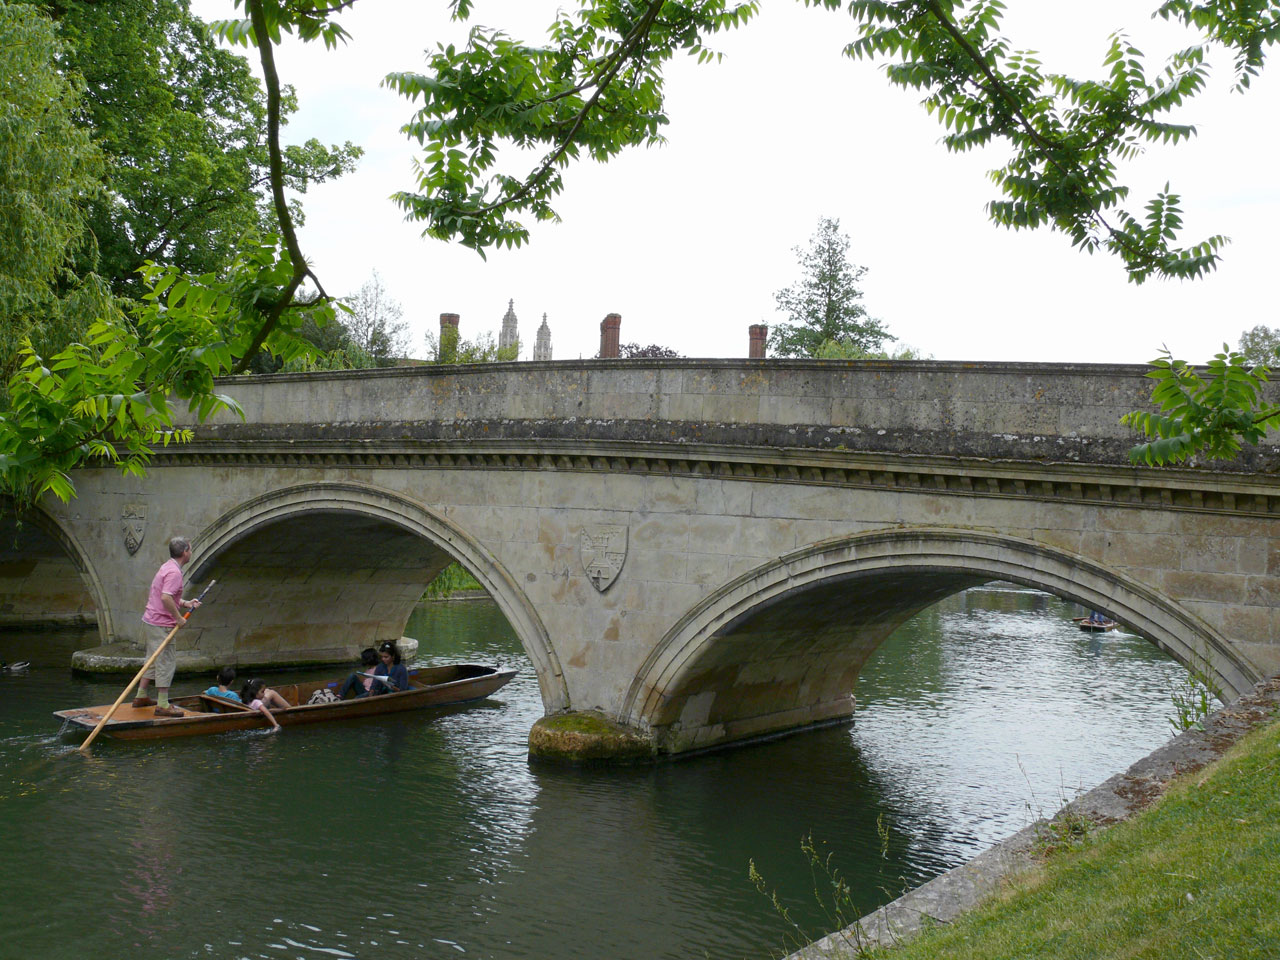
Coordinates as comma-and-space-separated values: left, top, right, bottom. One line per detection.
0, 584, 1194, 959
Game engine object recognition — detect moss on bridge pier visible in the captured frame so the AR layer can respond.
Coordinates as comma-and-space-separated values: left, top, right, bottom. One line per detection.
528, 711, 656, 764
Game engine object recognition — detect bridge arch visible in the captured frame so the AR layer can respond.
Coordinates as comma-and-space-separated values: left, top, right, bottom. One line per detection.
623, 527, 1259, 753
188, 481, 567, 711
0, 501, 110, 641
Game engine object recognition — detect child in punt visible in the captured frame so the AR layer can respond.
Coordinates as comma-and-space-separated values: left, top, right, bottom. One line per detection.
337, 648, 379, 700
240, 678, 288, 731
204, 666, 242, 703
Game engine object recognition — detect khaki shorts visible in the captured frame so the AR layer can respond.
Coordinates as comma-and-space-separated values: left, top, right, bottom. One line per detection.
141, 621, 178, 688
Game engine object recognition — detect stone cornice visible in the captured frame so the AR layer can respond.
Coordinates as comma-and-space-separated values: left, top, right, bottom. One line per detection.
146, 434, 1280, 519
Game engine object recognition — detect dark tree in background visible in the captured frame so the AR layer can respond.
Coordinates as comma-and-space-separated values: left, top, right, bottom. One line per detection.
619, 343, 682, 358
770, 217, 893, 358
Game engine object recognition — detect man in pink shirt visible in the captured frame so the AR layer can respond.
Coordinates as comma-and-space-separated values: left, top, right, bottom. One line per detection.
134, 536, 201, 717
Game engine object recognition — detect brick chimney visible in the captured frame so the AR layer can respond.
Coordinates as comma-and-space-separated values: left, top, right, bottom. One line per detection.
749, 324, 768, 359
439, 312, 459, 363
599, 313, 621, 359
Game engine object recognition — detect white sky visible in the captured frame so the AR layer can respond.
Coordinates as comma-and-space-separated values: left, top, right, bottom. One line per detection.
192, 1, 1280, 362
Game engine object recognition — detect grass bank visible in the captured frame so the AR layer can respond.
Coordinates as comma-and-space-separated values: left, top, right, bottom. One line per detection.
856, 715, 1280, 960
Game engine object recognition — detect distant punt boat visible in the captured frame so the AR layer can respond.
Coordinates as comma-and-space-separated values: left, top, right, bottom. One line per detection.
54, 663, 515, 742
1072, 616, 1118, 633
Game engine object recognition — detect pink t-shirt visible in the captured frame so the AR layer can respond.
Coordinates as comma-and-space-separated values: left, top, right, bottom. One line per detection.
141, 558, 183, 627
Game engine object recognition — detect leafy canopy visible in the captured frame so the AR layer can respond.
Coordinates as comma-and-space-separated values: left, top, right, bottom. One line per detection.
0, 236, 338, 505
425, 326, 520, 364
0, 4, 103, 381
47, 0, 359, 301
1122, 347, 1280, 466
372, 0, 1280, 282
383, 0, 760, 255
618, 343, 684, 359
0, 2, 347, 504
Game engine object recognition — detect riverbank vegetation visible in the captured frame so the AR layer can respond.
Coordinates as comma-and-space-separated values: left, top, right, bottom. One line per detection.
422, 563, 484, 600
848, 714, 1280, 960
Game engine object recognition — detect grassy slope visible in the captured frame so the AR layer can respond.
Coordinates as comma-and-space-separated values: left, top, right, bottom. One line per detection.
865, 718, 1280, 960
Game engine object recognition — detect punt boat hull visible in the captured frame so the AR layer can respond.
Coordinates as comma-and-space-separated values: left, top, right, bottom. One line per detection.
54, 663, 515, 741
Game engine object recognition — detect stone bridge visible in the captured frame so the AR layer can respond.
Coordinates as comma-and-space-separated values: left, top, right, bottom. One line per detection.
7, 360, 1280, 756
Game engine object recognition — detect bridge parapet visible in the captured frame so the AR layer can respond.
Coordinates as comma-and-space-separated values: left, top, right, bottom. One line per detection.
187, 359, 1280, 469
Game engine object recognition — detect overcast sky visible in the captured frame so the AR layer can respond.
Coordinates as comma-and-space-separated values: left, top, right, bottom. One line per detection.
192, 0, 1279, 363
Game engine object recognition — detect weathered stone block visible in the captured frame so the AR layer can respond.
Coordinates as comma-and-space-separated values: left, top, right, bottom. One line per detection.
1178, 536, 1243, 574
1162, 570, 1246, 604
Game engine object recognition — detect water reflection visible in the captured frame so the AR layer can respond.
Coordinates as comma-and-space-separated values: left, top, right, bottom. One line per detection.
0, 586, 1192, 960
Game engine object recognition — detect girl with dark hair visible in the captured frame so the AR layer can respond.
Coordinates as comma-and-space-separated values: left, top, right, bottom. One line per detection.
370, 641, 410, 694
240, 678, 288, 731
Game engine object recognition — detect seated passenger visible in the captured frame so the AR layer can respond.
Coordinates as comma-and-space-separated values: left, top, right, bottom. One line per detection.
369, 641, 410, 695
337, 648, 379, 700
240, 678, 288, 731
204, 666, 242, 706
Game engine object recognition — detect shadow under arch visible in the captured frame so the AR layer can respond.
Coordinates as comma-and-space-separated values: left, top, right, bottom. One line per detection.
622, 527, 1258, 753
0, 499, 110, 641
188, 481, 567, 712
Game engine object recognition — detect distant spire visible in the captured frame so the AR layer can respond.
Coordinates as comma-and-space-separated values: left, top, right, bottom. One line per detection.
499, 299, 520, 354
533, 313, 552, 361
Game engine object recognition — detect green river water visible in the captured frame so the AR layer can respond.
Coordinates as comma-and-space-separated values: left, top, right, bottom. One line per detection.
0, 584, 1195, 959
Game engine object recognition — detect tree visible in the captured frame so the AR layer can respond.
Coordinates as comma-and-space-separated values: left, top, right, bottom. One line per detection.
381, 0, 1273, 284
1122, 346, 1280, 466
344, 271, 410, 363
770, 218, 892, 358
1237, 325, 1280, 366
0, 2, 352, 504
815, 340, 930, 360
617, 343, 683, 358
44, 0, 362, 300
1, 236, 336, 505
0, 4, 103, 381
424, 329, 518, 364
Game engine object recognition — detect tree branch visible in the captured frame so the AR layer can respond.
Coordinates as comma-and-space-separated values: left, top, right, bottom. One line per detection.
920, 0, 1159, 270
476, 0, 666, 217
229, 0, 312, 374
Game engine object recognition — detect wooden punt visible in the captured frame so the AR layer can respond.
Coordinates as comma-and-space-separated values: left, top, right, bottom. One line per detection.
54, 663, 515, 742
1072, 616, 1119, 632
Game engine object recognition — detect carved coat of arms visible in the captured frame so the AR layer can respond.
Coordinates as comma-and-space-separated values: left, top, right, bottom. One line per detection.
580, 524, 627, 593
122, 503, 147, 556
